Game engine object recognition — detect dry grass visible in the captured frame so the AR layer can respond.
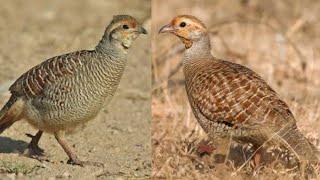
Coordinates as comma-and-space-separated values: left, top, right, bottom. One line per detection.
152, 0, 320, 179
0, 0, 151, 179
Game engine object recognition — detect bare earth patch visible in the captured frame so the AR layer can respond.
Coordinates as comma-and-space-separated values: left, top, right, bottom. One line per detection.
0, 0, 151, 179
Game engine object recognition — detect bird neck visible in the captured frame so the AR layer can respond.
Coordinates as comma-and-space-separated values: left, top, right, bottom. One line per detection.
183, 33, 212, 65
93, 34, 128, 84
89, 38, 128, 97
95, 33, 128, 60
182, 33, 214, 81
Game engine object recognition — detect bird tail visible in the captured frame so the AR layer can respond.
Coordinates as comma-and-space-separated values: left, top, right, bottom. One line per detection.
277, 124, 319, 163
0, 96, 24, 134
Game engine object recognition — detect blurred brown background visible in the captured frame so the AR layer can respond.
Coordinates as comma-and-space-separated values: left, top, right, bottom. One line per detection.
152, 0, 320, 179
0, 0, 151, 179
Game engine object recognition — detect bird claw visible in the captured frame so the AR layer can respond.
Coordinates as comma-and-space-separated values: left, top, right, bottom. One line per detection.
28, 144, 45, 155
23, 144, 48, 162
24, 144, 45, 159
24, 132, 47, 161
25, 133, 35, 138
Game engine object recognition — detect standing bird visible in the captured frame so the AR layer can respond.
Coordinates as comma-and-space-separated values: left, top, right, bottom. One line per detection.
0, 15, 147, 166
159, 15, 318, 168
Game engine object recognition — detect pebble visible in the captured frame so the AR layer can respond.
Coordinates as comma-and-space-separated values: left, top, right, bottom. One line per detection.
62, 171, 71, 177
127, 127, 133, 133
114, 147, 121, 153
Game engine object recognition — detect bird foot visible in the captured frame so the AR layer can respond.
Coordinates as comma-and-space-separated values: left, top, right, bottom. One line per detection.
25, 133, 45, 156
24, 132, 48, 162
67, 158, 104, 167
197, 140, 216, 156
250, 151, 262, 172
28, 143, 45, 156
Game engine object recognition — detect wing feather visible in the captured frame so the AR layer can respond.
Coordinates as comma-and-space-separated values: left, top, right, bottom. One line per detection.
187, 59, 295, 130
9, 50, 90, 98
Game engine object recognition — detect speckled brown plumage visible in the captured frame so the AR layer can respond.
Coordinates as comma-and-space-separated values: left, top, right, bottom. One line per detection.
159, 15, 319, 165
0, 15, 147, 166
10, 51, 85, 98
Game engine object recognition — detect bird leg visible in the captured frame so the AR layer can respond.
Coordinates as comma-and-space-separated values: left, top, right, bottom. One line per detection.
253, 150, 262, 167
250, 147, 263, 172
54, 131, 104, 167
25, 130, 45, 157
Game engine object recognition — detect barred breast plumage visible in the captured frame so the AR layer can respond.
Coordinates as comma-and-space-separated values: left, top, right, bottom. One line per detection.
0, 14, 147, 166
159, 15, 319, 168
10, 50, 127, 132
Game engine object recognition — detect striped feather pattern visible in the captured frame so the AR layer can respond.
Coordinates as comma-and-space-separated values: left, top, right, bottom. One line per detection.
9, 51, 87, 98
184, 57, 318, 161
171, 15, 320, 163
184, 58, 293, 135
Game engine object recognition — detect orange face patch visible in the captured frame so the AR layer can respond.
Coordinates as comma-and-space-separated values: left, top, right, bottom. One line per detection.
175, 15, 206, 28
121, 19, 137, 29
169, 16, 205, 40
171, 18, 179, 27
164, 15, 208, 49
130, 21, 137, 28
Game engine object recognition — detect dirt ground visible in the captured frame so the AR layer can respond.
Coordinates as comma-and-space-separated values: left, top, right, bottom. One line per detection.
0, 0, 151, 179
152, 0, 320, 179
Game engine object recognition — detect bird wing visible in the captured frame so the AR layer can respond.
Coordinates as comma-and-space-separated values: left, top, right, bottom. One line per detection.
9, 50, 91, 98
188, 59, 295, 131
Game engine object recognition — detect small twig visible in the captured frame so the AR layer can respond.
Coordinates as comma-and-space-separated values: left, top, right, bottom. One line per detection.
152, 61, 183, 92
224, 135, 234, 164
155, 43, 184, 67
152, 157, 173, 178
168, 61, 183, 78
286, 16, 307, 38
176, 141, 201, 164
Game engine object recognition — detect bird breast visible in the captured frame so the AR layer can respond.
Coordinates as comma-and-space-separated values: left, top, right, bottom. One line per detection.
25, 56, 127, 131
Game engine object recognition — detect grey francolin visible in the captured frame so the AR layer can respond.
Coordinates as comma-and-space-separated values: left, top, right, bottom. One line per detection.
159, 15, 319, 168
0, 15, 147, 166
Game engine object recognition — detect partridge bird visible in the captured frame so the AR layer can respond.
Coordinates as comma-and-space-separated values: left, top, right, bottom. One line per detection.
0, 15, 147, 166
159, 15, 319, 167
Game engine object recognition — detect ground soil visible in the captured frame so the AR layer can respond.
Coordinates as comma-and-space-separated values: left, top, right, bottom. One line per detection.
0, 0, 151, 179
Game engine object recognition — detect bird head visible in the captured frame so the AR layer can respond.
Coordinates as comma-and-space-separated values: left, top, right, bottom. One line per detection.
105, 15, 147, 50
159, 15, 207, 49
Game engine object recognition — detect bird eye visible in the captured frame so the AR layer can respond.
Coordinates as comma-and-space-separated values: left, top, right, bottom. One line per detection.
179, 22, 186, 27
122, 24, 129, 29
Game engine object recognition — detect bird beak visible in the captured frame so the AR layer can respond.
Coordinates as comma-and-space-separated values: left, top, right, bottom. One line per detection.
138, 26, 148, 34
158, 24, 175, 34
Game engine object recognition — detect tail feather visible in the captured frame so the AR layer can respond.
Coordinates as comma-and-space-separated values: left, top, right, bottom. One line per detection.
277, 124, 319, 162
0, 95, 24, 134
0, 120, 15, 134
